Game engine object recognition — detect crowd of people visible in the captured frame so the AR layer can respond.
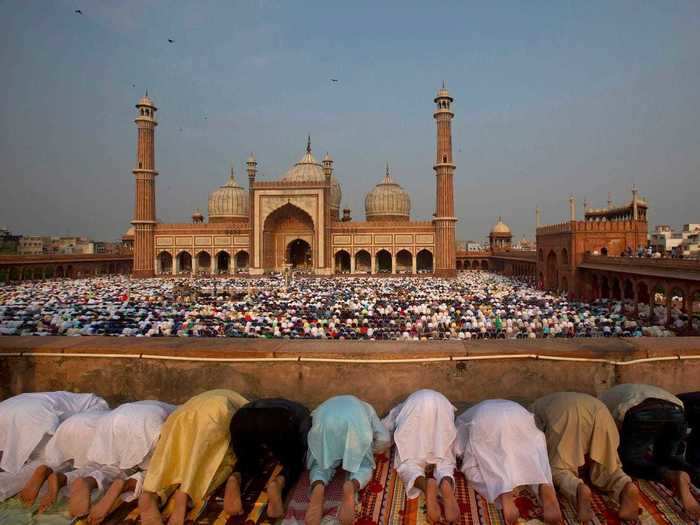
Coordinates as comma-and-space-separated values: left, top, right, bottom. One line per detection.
1, 385, 699, 524
0, 272, 689, 339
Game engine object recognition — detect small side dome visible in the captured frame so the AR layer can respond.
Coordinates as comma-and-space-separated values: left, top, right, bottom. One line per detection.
208, 166, 249, 222
490, 216, 511, 235
364, 163, 411, 222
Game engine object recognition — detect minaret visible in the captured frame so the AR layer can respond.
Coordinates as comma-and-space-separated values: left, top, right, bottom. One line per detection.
246, 153, 258, 271
569, 195, 576, 221
131, 92, 158, 277
433, 84, 457, 276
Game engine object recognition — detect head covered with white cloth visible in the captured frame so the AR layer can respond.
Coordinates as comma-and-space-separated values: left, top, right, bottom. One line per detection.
0, 392, 108, 473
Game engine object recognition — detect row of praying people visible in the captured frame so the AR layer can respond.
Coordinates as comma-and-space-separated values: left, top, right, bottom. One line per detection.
0, 272, 688, 339
0, 385, 699, 525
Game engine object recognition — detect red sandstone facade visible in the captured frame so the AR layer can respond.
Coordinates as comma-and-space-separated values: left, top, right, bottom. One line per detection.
130, 89, 458, 277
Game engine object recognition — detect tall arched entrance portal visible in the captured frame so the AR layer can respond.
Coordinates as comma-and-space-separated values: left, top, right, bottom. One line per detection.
262, 203, 315, 272
287, 239, 312, 269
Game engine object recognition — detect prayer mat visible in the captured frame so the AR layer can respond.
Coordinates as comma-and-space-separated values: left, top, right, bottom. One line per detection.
96, 461, 282, 524
281, 448, 700, 525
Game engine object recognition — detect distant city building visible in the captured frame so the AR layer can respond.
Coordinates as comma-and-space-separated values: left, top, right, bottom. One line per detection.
650, 224, 700, 256
18, 235, 45, 255
0, 228, 20, 254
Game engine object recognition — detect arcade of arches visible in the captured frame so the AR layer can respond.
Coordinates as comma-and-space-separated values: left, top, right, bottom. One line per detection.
155, 249, 250, 275
582, 272, 700, 332
332, 248, 434, 275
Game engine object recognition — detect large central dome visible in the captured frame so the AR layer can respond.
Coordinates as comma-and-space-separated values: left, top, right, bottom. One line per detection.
281, 138, 342, 211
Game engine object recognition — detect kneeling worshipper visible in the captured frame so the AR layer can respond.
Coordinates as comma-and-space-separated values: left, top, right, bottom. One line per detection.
83, 400, 176, 524
17, 410, 114, 517
599, 384, 700, 519
305, 395, 390, 525
531, 392, 639, 522
382, 389, 460, 524
227, 398, 311, 519
0, 391, 109, 502
138, 389, 248, 525
455, 399, 562, 525
678, 392, 700, 469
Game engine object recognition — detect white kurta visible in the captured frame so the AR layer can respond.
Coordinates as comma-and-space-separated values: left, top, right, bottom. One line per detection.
44, 411, 107, 469
455, 400, 553, 504
383, 389, 457, 498
0, 391, 109, 474
87, 400, 176, 470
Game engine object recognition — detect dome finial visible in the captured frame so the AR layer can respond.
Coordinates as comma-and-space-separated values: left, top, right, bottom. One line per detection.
229, 162, 236, 180
306, 134, 311, 154
498, 215, 502, 222
386, 161, 390, 177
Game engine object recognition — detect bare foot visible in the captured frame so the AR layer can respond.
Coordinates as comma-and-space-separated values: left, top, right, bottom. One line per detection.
338, 480, 356, 525
88, 478, 126, 524
167, 490, 188, 525
540, 483, 563, 525
618, 482, 640, 522
571, 483, 593, 523
223, 474, 243, 516
439, 478, 460, 524
499, 492, 520, 525
305, 482, 325, 525
425, 477, 441, 523
69, 476, 96, 518
19, 465, 51, 507
37, 472, 65, 514
672, 471, 700, 520
138, 492, 164, 525
266, 475, 286, 518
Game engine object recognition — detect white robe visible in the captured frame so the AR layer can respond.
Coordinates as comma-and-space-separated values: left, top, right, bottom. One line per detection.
44, 411, 107, 469
0, 391, 109, 474
383, 389, 457, 498
455, 400, 553, 504
87, 400, 176, 470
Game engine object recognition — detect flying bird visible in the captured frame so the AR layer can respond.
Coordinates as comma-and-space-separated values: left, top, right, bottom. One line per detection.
168, 39, 174, 43
74, 9, 82, 14
330, 78, 339, 82
132, 84, 136, 88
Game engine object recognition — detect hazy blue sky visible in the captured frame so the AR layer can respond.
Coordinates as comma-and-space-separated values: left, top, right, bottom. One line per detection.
1, 1, 699, 242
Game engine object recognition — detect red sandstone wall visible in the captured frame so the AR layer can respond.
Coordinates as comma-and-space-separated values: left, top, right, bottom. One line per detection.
1, 338, 699, 413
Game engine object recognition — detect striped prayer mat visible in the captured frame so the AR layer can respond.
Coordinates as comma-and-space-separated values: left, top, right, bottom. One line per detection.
97, 461, 281, 525
281, 448, 700, 525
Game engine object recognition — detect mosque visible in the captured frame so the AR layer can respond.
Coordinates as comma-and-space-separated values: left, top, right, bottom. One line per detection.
128, 87, 458, 278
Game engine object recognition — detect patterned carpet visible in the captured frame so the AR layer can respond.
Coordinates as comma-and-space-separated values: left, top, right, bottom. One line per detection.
281, 448, 700, 525
2, 450, 699, 524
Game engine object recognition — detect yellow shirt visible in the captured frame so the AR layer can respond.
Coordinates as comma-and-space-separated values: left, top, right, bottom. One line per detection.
143, 389, 248, 502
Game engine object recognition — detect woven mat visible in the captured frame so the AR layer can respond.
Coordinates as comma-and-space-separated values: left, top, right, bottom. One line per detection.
281, 448, 700, 525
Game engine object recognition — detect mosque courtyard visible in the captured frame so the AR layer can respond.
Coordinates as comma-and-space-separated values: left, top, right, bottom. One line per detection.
0, 272, 692, 339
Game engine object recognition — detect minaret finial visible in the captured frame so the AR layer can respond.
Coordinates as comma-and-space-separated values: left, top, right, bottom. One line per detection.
145, 89, 148, 97
306, 134, 311, 153
442, 80, 446, 89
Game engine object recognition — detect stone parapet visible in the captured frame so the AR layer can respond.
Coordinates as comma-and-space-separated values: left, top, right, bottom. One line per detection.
2, 337, 700, 413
